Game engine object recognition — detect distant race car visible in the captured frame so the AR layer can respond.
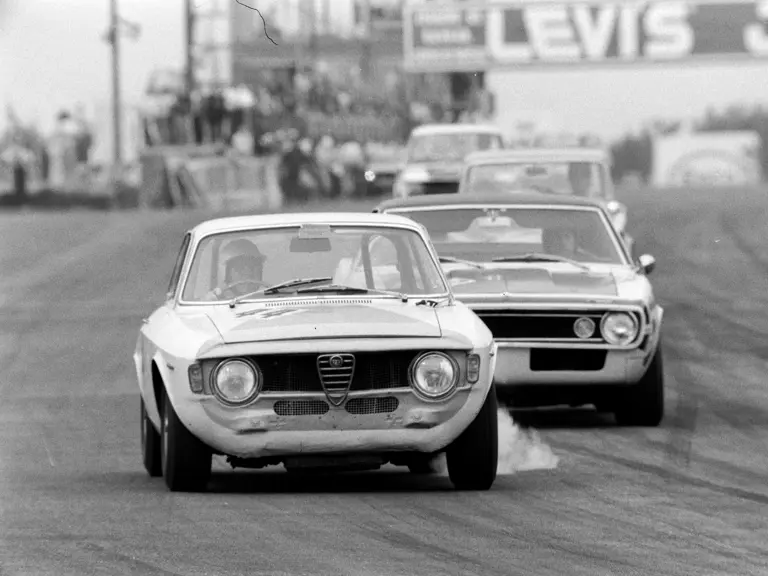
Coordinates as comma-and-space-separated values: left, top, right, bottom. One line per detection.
392, 123, 506, 198
375, 192, 665, 427
457, 147, 635, 255
134, 212, 499, 492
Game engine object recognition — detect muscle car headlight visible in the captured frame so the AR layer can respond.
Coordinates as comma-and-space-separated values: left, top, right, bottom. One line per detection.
212, 358, 261, 405
409, 352, 459, 399
601, 312, 639, 346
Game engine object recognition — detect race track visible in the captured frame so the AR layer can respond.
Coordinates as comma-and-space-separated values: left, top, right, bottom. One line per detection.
1, 188, 767, 575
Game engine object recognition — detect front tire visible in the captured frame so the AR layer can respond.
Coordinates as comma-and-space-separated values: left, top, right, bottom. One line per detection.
446, 384, 499, 490
160, 390, 212, 492
614, 347, 665, 427
140, 397, 162, 477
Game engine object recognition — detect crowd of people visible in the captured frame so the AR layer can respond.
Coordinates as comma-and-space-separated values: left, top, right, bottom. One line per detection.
0, 108, 95, 202
140, 64, 499, 203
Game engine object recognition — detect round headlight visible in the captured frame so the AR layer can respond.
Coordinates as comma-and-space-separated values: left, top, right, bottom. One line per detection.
601, 312, 639, 346
573, 317, 596, 339
410, 352, 458, 399
212, 358, 261, 405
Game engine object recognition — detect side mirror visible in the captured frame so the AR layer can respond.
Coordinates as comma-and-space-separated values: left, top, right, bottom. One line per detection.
638, 254, 656, 275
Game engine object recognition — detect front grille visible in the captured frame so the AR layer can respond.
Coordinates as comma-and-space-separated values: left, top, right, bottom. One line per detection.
475, 310, 607, 341
253, 351, 419, 393
346, 397, 399, 415
274, 399, 330, 416
317, 353, 355, 404
422, 181, 458, 195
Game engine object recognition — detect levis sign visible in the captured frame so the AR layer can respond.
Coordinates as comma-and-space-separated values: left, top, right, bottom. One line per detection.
403, 0, 768, 71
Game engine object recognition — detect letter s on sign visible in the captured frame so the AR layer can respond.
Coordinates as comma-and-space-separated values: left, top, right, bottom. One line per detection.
644, 2, 693, 59
744, 0, 768, 55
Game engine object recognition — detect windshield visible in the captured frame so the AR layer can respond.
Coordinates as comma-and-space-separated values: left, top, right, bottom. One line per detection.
408, 132, 503, 163
180, 224, 448, 302
387, 207, 625, 265
464, 161, 607, 198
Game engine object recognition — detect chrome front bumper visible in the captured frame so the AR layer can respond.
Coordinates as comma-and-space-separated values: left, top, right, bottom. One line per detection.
492, 342, 655, 387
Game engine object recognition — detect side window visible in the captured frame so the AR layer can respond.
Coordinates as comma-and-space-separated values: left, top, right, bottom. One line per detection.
167, 233, 191, 299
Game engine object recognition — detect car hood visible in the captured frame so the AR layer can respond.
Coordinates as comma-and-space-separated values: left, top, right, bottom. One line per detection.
204, 300, 443, 344
444, 263, 635, 298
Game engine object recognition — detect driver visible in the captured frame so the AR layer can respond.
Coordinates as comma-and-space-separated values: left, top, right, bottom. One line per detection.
542, 227, 579, 258
568, 162, 593, 197
205, 238, 266, 300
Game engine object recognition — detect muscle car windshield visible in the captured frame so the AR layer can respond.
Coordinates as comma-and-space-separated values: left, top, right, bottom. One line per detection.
408, 133, 503, 163
465, 161, 606, 198
391, 207, 625, 266
180, 225, 448, 302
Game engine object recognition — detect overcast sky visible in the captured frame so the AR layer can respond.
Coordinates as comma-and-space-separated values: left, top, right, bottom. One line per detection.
0, 0, 184, 134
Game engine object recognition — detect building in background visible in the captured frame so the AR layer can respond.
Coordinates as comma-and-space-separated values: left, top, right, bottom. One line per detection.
401, 0, 768, 140
227, 0, 405, 93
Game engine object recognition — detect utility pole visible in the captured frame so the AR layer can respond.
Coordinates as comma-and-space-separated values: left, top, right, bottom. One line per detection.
109, 0, 122, 164
185, 0, 195, 99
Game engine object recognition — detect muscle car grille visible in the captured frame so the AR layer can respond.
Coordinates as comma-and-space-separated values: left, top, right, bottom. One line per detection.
422, 181, 458, 195
475, 310, 608, 341
252, 351, 418, 393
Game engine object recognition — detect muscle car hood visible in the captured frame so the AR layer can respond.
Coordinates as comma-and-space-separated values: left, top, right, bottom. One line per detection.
444, 263, 640, 299
203, 301, 442, 344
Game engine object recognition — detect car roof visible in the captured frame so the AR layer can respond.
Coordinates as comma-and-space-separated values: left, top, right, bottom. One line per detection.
409, 123, 504, 137
190, 211, 423, 237
464, 147, 609, 165
375, 192, 606, 212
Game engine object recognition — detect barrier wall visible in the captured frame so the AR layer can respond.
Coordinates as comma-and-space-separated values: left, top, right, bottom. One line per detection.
138, 146, 282, 211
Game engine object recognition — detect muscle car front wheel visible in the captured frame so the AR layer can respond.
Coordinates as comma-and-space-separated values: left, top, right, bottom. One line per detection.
445, 384, 499, 490
614, 347, 665, 427
140, 397, 162, 478
160, 390, 212, 492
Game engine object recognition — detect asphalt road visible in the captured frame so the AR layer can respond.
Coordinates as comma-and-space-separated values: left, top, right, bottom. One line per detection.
1, 188, 767, 576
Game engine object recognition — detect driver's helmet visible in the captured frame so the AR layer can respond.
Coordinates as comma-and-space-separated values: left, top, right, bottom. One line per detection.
221, 239, 266, 284
542, 227, 577, 255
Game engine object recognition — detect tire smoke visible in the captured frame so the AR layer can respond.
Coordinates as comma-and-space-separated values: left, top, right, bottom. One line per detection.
430, 408, 560, 475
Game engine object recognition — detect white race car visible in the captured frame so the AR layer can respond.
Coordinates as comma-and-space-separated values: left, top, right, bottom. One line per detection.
134, 212, 499, 492
393, 123, 506, 198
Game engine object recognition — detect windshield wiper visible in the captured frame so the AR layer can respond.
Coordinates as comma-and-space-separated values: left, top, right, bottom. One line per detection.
261, 277, 333, 295
491, 253, 591, 271
228, 277, 333, 308
295, 284, 407, 300
438, 256, 486, 270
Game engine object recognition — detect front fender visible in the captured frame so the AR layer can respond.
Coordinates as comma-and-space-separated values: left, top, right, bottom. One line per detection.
142, 351, 180, 432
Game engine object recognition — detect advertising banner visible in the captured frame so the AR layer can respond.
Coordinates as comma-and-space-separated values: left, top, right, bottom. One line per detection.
404, 3, 489, 71
403, 0, 768, 72
651, 131, 763, 187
